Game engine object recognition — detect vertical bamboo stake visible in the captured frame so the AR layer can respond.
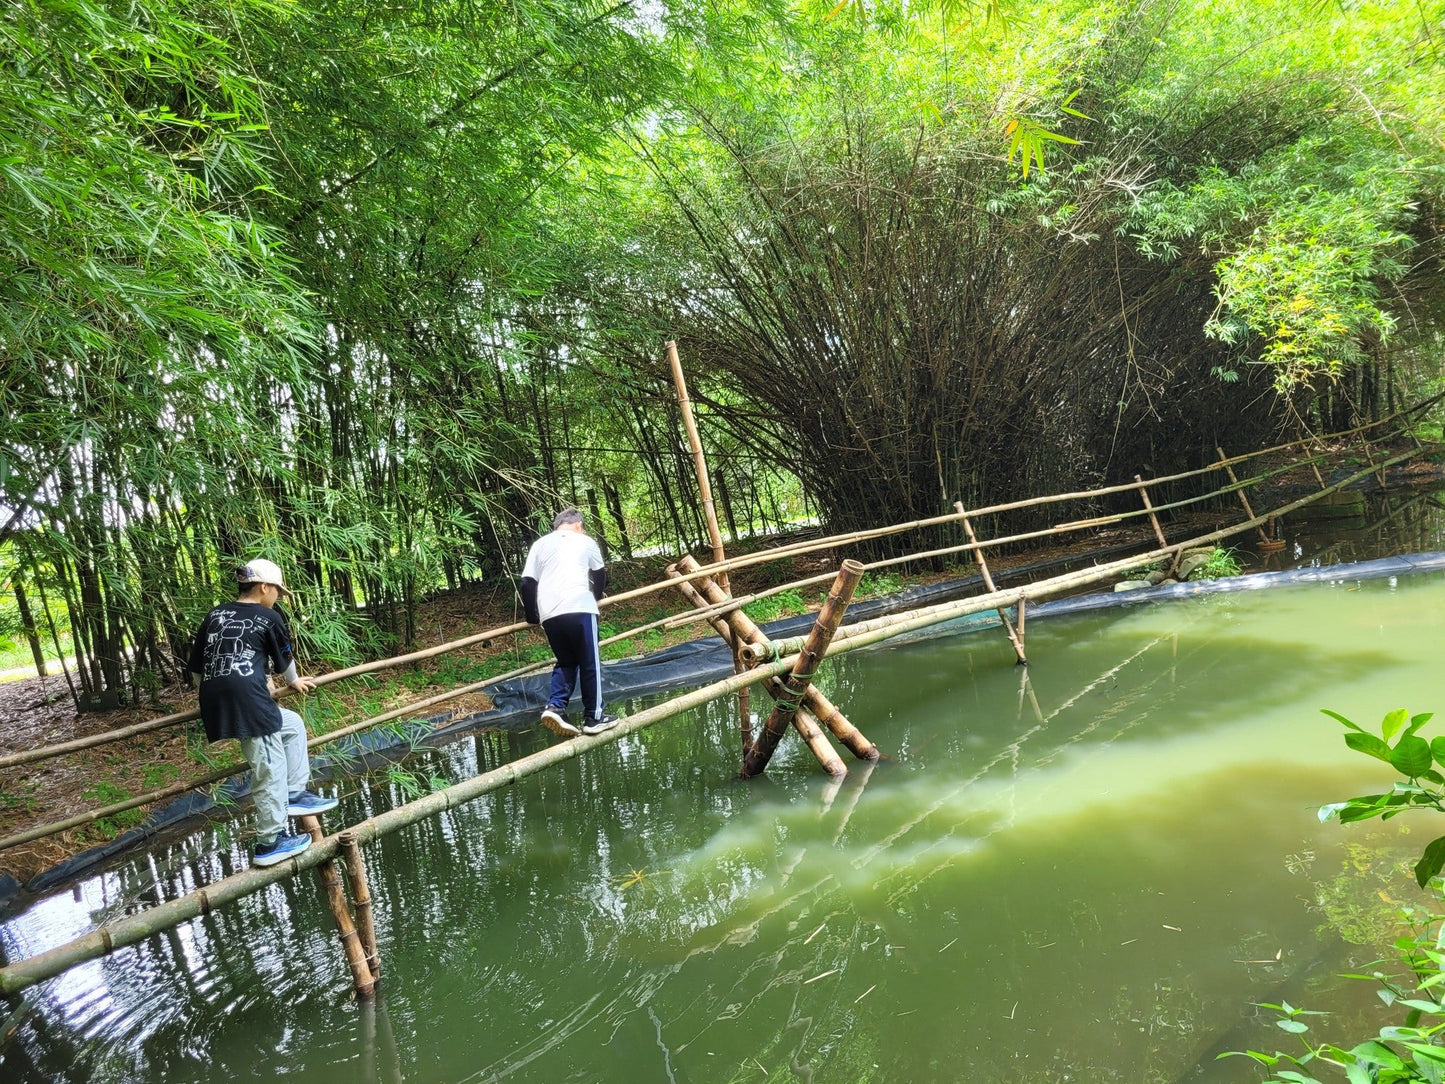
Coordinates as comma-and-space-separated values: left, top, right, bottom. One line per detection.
667, 568, 844, 775
1215, 447, 1273, 546
667, 340, 750, 745
674, 557, 878, 760
666, 341, 728, 586
298, 815, 374, 998
954, 503, 1026, 665
741, 561, 864, 779
339, 831, 380, 982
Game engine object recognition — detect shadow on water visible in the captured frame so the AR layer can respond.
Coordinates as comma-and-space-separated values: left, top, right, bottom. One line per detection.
2, 571, 1444, 1082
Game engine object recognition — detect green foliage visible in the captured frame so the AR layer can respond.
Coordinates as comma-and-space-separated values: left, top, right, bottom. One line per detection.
1229, 707, 1445, 1082
744, 589, 807, 625
1188, 548, 1244, 581
84, 781, 146, 836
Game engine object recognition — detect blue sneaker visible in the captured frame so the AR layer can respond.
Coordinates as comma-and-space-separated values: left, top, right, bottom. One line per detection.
254, 832, 311, 868
287, 790, 339, 816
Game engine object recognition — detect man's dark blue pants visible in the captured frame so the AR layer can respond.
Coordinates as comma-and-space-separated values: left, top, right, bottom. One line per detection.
541, 612, 603, 720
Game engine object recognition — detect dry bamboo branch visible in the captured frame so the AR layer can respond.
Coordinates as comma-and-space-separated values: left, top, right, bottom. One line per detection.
955, 503, 1026, 665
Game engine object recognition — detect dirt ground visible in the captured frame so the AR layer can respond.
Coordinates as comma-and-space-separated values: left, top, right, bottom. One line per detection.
1, 442, 1438, 887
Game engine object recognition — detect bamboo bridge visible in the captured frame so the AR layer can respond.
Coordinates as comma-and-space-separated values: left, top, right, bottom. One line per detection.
0, 376, 1436, 999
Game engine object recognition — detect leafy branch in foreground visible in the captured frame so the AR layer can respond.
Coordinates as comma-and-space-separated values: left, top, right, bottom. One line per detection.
1225, 708, 1445, 1083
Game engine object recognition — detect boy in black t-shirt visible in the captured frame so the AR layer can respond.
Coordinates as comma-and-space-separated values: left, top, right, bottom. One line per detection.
187, 558, 338, 867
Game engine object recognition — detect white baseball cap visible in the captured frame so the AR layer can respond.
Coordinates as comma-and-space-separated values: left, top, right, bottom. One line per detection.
237, 558, 292, 596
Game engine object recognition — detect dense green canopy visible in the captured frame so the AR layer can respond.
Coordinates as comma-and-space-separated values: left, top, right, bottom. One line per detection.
2, 0, 1441, 707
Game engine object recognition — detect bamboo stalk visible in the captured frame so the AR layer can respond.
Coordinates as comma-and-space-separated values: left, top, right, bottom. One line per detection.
955, 503, 1026, 665
300, 815, 374, 999
339, 831, 380, 982
741, 561, 864, 778
666, 341, 751, 746
667, 341, 728, 588
0, 446, 1421, 999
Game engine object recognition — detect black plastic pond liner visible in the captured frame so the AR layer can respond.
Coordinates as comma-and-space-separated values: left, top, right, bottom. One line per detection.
6, 548, 1444, 918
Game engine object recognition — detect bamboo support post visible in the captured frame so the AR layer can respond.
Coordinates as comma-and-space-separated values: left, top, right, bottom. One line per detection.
0, 445, 1427, 999
674, 556, 878, 762
667, 340, 750, 745
299, 816, 374, 999
339, 831, 381, 982
1134, 475, 1171, 558
741, 560, 864, 779
667, 569, 844, 775
954, 503, 1027, 665
1215, 447, 1274, 546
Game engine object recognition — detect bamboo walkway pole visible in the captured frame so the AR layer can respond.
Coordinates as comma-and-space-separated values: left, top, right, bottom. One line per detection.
667, 569, 845, 776
666, 340, 751, 748
299, 815, 374, 999
955, 503, 1027, 665
741, 561, 864, 779
339, 831, 381, 983
674, 556, 878, 761
0, 446, 1424, 999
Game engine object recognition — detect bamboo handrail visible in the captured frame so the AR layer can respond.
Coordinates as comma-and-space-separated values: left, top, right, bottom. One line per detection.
0, 444, 1424, 999
0, 411, 1427, 776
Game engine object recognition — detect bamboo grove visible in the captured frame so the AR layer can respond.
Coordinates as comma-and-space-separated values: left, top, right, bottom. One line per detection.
2, 0, 1443, 711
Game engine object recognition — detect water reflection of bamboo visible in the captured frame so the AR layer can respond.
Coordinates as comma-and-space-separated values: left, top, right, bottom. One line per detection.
359, 996, 404, 1084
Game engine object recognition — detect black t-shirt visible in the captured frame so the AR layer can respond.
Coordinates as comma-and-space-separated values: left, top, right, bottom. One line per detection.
187, 601, 293, 742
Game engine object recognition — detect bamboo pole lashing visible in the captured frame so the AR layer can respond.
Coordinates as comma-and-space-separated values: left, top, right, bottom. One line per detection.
741, 560, 864, 779
299, 815, 374, 999
0, 444, 1422, 999
673, 556, 879, 762
1, 411, 1422, 776
955, 503, 1026, 666
339, 831, 380, 982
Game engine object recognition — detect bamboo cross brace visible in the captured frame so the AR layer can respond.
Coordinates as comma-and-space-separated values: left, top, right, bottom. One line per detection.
673, 556, 878, 762
741, 561, 865, 779
667, 569, 845, 776
1215, 446, 1272, 545
955, 503, 1026, 666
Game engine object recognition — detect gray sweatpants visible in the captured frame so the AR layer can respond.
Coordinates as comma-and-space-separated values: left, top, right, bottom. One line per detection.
239, 707, 311, 843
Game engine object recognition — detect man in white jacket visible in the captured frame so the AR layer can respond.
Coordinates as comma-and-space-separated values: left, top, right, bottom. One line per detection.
520, 509, 618, 737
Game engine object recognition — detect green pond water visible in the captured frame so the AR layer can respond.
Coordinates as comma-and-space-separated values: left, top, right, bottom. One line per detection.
4, 513, 1445, 1082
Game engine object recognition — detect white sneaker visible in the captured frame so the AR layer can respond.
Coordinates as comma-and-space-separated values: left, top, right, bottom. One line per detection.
540, 708, 579, 737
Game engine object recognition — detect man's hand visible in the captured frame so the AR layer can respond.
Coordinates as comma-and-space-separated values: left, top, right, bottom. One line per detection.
289, 675, 317, 695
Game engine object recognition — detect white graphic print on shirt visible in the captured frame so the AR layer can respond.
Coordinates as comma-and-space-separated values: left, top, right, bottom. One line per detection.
203, 609, 259, 679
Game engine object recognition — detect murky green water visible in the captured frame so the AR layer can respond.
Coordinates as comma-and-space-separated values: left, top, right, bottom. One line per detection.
5, 562, 1445, 1082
